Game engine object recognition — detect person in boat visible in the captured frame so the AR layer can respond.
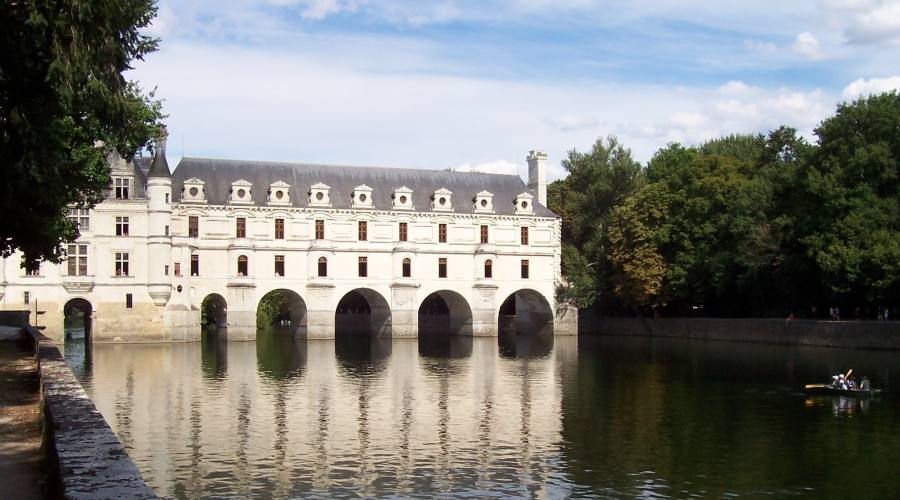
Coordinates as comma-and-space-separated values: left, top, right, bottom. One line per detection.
847, 376, 857, 390
838, 374, 849, 390
860, 377, 870, 391
831, 375, 841, 389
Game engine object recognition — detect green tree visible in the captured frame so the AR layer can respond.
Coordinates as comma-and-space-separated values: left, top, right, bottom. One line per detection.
1, 0, 164, 263
548, 136, 644, 308
796, 92, 900, 307
607, 183, 668, 309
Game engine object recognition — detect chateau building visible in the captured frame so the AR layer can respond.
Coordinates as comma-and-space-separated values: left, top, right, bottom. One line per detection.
0, 140, 576, 342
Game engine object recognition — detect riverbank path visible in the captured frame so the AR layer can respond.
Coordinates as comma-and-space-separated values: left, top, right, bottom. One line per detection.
0, 334, 46, 499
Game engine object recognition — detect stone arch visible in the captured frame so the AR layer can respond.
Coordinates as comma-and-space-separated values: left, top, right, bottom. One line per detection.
200, 293, 227, 336
335, 288, 392, 337
257, 289, 307, 336
63, 297, 93, 341
498, 288, 554, 336
418, 290, 473, 336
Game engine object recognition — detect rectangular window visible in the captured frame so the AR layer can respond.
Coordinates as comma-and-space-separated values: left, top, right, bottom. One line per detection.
358, 256, 368, 277
126, 293, 133, 309
521, 226, 529, 245
164, 225, 169, 236
165, 193, 170, 204
480, 225, 489, 244
188, 216, 199, 238
115, 252, 129, 276
115, 216, 129, 236
174, 262, 181, 276
67, 208, 90, 231
275, 218, 285, 239
438, 257, 447, 278
191, 254, 199, 276
67, 244, 88, 276
358, 221, 367, 241
402, 258, 411, 278
399, 222, 408, 242
315, 219, 325, 240
114, 177, 130, 199
438, 223, 447, 243
236, 218, 246, 238
164, 265, 169, 276
521, 259, 530, 279
24, 291, 29, 305
318, 257, 327, 277
275, 255, 285, 277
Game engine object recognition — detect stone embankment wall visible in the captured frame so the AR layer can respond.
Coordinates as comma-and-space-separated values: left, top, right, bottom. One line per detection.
582, 316, 900, 350
21, 326, 156, 499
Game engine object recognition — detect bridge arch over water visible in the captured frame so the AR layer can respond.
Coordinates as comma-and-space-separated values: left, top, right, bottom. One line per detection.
335, 288, 392, 337
418, 290, 473, 337
63, 297, 93, 341
497, 288, 554, 336
257, 288, 307, 337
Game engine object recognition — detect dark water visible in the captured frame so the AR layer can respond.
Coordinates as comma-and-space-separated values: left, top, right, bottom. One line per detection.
67, 333, 900, 499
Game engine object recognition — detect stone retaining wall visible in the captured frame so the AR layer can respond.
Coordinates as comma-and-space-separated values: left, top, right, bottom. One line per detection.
23, 327, 156, 499
581, 316, 900, 350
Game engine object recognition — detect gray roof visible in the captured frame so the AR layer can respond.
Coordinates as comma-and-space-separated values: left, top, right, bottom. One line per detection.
147, 150, 171, 178
170, 157, 556, 217
131, 157, 149, 199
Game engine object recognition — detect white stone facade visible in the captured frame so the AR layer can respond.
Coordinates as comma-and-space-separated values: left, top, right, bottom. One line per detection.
0, 150, 577, 342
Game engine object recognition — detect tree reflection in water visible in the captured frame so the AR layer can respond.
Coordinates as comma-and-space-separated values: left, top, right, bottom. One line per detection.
75, 334, 900, 498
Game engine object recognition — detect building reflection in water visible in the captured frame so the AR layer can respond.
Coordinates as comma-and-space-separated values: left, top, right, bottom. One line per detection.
83, 334, 578, 498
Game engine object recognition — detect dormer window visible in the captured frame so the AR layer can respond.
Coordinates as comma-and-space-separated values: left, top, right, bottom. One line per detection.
182, 178, 207, 203
229, 179, 253, 204
392, 186, 414, 210
515, 192, 534, 215
114, 177, 130, 199
268, 180, 291, 206
431, 188, 453, 212
352, 184, 374, 209
473, 191, 494, 213
309, 182, 331, 207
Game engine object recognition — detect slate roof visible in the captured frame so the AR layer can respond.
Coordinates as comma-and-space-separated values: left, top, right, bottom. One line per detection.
170, 157, 556, 217
147, 150, 171, 178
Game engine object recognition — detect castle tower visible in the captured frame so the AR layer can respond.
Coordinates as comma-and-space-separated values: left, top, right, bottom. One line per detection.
527, 150, 548, 207
146, 127, 173, 307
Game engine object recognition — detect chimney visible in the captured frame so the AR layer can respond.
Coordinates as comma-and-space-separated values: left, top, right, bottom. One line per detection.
526, 150, 547, 207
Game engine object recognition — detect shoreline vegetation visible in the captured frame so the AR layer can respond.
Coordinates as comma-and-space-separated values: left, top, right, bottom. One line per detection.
549, 92, 900, 322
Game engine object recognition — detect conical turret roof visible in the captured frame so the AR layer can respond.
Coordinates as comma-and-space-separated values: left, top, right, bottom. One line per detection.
147, 126, 171, 178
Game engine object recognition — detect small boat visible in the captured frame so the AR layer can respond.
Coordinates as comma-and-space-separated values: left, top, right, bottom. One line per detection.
803, 384, 882, 396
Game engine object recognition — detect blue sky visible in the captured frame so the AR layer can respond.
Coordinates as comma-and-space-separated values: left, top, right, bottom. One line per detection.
134, 0, 900, 179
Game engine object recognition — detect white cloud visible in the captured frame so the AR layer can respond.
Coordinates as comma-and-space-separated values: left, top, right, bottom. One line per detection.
842, 75, 900, 98
130, 40, 844, 180
792, 32, 826, 59
453, 160, 521, 175
742, 39, 778, 54
845, 2, 900, 44
542, 114, 600, 131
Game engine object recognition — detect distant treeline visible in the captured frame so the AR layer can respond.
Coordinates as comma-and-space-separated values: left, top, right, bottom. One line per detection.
549, 92, 899, 319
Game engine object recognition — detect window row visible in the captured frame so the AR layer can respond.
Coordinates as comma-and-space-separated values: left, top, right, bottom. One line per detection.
22, 249, 530, 280
184, 217, 532, 245
198, 255, 533, 279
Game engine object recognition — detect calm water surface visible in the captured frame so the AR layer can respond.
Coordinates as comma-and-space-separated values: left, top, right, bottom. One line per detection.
66, 333, 900, 498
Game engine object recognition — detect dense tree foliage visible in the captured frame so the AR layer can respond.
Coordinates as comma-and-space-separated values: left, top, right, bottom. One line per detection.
549, 137, 643, 308
551, 93, 900, 318
0, 0, 164, 263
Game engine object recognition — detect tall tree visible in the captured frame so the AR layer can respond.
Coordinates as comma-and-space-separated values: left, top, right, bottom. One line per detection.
796, 92, 900, 307
548, 136, 644, 308
0, 0, 164, 263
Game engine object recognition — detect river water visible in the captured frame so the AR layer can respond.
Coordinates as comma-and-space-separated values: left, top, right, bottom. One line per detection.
66, 333, 900, 498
